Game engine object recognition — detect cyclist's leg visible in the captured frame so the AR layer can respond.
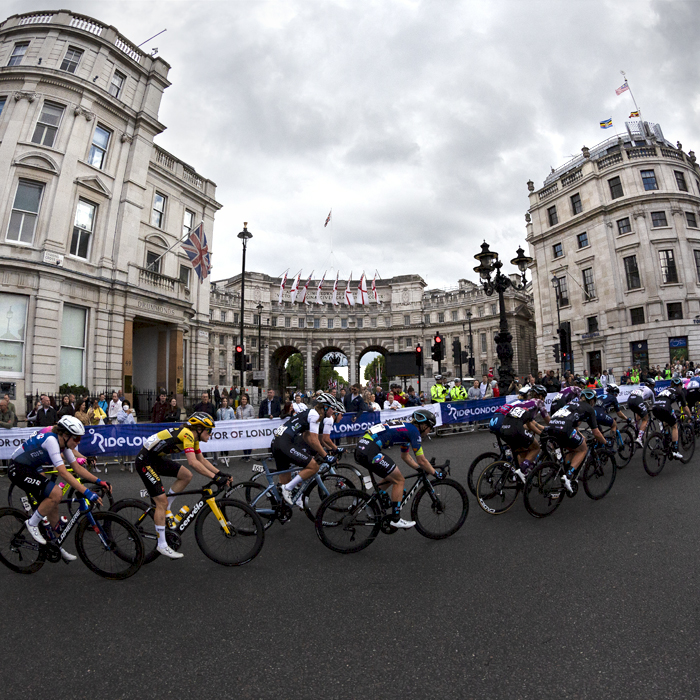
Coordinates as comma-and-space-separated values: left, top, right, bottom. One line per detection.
8, 462, 61, 541
162, 461, 191, 511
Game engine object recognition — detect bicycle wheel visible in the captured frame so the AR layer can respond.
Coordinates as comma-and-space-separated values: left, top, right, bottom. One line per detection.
615, 428, 635, 468
110, 498, 166, 564
680, 423, 696, 464
67, 484, 114, 516
467, 451, 500, 497
411, 478, 468, 539
314, 489, 382, 554
0, 507, 46, 574
582, 451, 616, 500
75, 511, 144, 580
227, 481, 277, 530
303, 474, 355, 522
194, 499, 264, 566
476, 460, 520, 515
643, 432, 667, 477
334, 463, 367, 491
523, 461, 565, 518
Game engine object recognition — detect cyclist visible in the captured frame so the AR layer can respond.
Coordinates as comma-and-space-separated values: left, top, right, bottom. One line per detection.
135, 412, 229, 559
627, 379, 656, 447
594, 383, 629, 443
549, 378, 583, 415
651, 377, 687, 460
683, 373, 700, 416
271, 392, 340, 505
8, 416, 109, 562
354, 408, 443, 529
547, 388, 607, 493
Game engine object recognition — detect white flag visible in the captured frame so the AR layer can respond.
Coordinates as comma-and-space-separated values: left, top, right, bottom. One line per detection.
315, 271, 326, 304
278, 269, 288, 305
371, 273, 381, 304
356, 272, 368, 306
331, 271, 340, 306
345, 272, 355, 306
300, 270, 313, 305
289, 272, 301, 304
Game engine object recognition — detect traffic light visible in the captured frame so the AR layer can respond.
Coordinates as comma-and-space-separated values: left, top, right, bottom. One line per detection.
553, 344, 560, 363
431, 334, 444, 362
452, 338, 462, 363
559, 327, 569, 362
234, 345, 244, 370
415, 344, 423, 367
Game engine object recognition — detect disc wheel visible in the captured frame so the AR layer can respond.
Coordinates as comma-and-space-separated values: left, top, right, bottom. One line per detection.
314, 489, 382, 554
0, 507, 45, 574
582, 451, 616, 500
523, 461, 565, 519
643, 432, 667, 477
410, 477, 468, 539
467, 451, 500, 497
476, 460, 521, 515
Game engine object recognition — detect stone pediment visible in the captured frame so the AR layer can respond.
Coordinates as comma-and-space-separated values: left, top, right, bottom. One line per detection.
13, 151, 59, 174
74, 176, 112, 198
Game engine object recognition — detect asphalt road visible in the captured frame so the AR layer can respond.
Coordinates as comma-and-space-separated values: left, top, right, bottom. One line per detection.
2, 427, 700, 699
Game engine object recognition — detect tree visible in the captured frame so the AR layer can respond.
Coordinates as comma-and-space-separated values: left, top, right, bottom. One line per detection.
285, 353, 304, 390
318, 359, 344, 390
364, 355, 386, 385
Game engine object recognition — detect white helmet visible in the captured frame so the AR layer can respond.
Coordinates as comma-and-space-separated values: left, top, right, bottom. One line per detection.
687, 371, 694, 378
518, 384, 531, 397
57, 415, 86, 436
695, 369, 700, 376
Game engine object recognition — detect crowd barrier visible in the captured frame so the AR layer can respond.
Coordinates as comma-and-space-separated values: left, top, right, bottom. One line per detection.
0, 381, 671, 459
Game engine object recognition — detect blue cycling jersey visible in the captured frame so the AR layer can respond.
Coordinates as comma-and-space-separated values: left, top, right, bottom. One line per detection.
11, 431, 75, 471
596, 394, 620, 414
363, 419, 424, 455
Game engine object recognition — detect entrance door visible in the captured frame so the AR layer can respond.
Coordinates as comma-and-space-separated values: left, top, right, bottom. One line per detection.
588, 350, 602, 376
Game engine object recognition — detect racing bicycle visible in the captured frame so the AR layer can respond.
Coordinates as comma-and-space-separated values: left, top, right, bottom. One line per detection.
642, 415, 695, 477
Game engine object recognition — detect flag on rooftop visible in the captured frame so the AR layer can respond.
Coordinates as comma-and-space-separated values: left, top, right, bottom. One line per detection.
629, 110, 640, 118
615, 81, 629, 95
324, 210, 332, 227
181, 223, 211, 282
277, 269, 288, 305
600, 117, 613, 129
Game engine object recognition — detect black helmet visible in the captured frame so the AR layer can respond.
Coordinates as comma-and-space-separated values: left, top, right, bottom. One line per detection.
645, 378, 656, 388
581, 388, 597, 402
671, 376, 682, 385
607, 383, 620, 395
574, 375, 586, 387
532, 384, 547, 397
412, 409, 436, 429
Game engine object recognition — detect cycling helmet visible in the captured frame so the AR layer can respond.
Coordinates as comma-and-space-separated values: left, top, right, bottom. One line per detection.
532, 384, 547, 398
671, 376, 682, 385
687, 371, 694, 378
332, 398, 346, 414
412, 408, 437, 429
314, 392, 335, 410
695, 369, 700, 376
57, 415, 86, 436
186, 412, 215, 431
645, 378, 655, 388
518, 385, 531, 398
581, 388, 597, 402
574, 375, 586, 387
607, 383, 620, 395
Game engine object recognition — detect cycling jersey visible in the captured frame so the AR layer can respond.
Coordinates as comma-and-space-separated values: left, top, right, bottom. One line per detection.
276, 408, 323, 440
653, 386, 686, 412
516, 398, 549, 422
628, 386, 654, 402
548, 401, 598, 450
550, 386, 582, 414
495, 400, 522, 416
142, 426, 201, 456
11, 431, 75, 471
361, 419, 424, 456
596, 394, 620, 414
270, 408, 325, 472
684, 379, 700, 408
498, 404, 536, 451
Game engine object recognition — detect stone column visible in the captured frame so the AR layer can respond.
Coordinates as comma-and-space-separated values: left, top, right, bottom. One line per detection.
349, 341, 357, 385
264, 343, 270, 388
306, 340, 314, 390
122, 319, 133, 404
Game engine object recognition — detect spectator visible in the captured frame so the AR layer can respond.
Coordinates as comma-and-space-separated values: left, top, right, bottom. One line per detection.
391, 384, 407, 406
193, 391, 217, 420
479, 375, 490, 398
214, 385, 221, 409
383, 392, 401, 410
291, 394, 307, 414
164, 398, 181, 423
367, 393, 382, 411
468, 380, 481, 401
236, 394, 255, 461
374, 385, 386, 406
349, 384, 368, 417
26, 400, 40, 427
108, 391, 122, 425
35, 394, 57, 427
258, 388, 282, 419
3, 394, 16, 417
117, 389, 125, 404
544, 370, 559, 394
88, 398, 107, 425
69, 393, 76, 410
0, 398, 16, 429
98, 393, 108, 413
405, 387, 421, 407
57, 395, 74, 418
491, 379, 500, 398
449, 379, 468, 401
74, 400, 90, 426
280, 400, 294, 419
117, 400, 136, 425
216, 397, 235, 421
150, 393, 169, 423
340, 387, 352, 412
482, 381, 494, 400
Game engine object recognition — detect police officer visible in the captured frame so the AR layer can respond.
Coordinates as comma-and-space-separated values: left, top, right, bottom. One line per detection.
430, 375, 448, 403
449, 378, 468, 401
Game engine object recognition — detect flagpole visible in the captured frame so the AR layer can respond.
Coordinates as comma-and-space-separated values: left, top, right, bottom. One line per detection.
147, 220, 203, 271
620, 71, 643, 123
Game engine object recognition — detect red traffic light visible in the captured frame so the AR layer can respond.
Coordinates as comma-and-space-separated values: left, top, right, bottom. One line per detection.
434, 335, 442, 344
235, 345, 243, 353
416, 346, 422, 353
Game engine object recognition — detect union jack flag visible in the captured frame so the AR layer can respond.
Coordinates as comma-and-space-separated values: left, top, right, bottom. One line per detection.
324, 210, 332, 227
181, 223, 211, 282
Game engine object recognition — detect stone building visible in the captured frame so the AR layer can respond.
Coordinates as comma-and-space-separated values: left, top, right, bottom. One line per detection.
207, 271, 536, 393
0, 10, 221, 414
526, 121, 700, 375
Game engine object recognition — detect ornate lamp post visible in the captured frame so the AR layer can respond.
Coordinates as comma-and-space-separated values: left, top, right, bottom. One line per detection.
551, 275, 564, 375
237, 223, 252, 390
256, 302, 263, 371
466, 310, 473, 376
473, 241, 532, 395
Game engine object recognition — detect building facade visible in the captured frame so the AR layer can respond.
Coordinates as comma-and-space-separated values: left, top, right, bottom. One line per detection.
0, 10, 221, 413
527, 121, 700, 375
207, 271, 536, 393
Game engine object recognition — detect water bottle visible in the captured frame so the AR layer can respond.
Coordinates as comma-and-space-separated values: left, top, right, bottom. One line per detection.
41, 515, 55, 540
53, 516, 69, 534
174, 505, 190, 523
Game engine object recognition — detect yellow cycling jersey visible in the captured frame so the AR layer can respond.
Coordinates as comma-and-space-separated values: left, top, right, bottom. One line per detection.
143, 426, 200, 456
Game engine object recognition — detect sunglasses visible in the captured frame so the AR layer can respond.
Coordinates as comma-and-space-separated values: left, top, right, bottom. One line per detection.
71, 436, 82, 443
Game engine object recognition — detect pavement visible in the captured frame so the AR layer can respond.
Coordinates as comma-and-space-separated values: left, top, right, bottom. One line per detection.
1, 428, 700, 699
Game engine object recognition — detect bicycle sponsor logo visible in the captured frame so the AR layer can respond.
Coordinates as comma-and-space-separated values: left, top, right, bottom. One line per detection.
178, 499, 204, 531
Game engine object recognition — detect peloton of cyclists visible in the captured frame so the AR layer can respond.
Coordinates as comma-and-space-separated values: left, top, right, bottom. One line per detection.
549, 376, 585, 415
651, 376, 687, 460
627, 379, 656, 447
594, 383, 629, 441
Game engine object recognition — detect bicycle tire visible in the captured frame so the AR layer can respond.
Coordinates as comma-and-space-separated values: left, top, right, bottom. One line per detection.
0, 507, 46, 574
643, 432, 666, 477
314, 489, 382, 554
680, 423, 696, 464
110, 498, 167, 564
193, 499, 264, 566
467, 451, 500, 497
302, 474, 355, 522
523, 461, 565, 518
616, 428, 635, 468
475, 460, 520, 515
227, 481, 277, 530
411, 477, 468, 539
582, 451, 616, 500
66, 484, 114, 516
334, 462, 367, 491
74, 511, 144, 580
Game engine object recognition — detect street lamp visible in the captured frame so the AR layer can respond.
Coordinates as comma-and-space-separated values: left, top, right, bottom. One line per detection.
256, 302, 263, 372
551, 275, 564, 375
473, 241, 532, 395
237, 222, 252, 390
466, 310, 474, 376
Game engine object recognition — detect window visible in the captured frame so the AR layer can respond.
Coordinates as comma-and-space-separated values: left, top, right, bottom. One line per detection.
667, 302, 683, 320
577, 232, 589, 249
438, 313, 444, 323
478, 307, 484, 317
630, 307, 645, 325
406, 337, 412, 348
451, 310, 458, 321
250, 337, 257, 348
371, 317, 377, 327
183, 209, 195, 236
7, 180, 43, 244
0, 97, 5, 117
179, 265, 190, 287
570, 193, 582, 215
609, 176, 624, 199
675, 171, 688, 192
424, 314, 430, 325
88, 125, 111, 169
7, 42, 28, 67
314, 318, 320, 329
357, 318, 363, 328
651, 211, 668, 228
220, 334, 226, 345
587, 316, 599, 333
233, 313, 239, 325
617, 217, 632, 235
623, 255, 641, 290
252, 314, 260, 325
480, 333, 487, 352
297, 318, 304, 328
341, 318, 348, 328
481, 363, 488, 376
553, 242, 563, 258
60, 46, 83, 73
0, 294, 28, 373
145, 250, 160, 273
659, 250, 679, 284
582, 268, 595, 300
285, 316, 291, 328
60, 305, 87, 385
327, 318, 333, 329
695, 250, 700, 283
490, 303, 497, 315
404, 314, 410, 326
69, 199, 98, 260
640, 169, 658, 191
109, 70, 126, 98
151, 193, 166, 228
31, 102, 64, 148
547, 205, 558, 226
686, 212, 697, 228
220, 310, 226, 322
555, 276, 569, 306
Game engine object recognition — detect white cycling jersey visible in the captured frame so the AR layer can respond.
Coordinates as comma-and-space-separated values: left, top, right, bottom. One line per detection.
629, 386, 654, 401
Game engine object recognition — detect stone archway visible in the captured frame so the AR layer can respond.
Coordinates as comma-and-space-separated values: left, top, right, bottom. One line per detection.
270, 344, 304, 397
313, 346, 349, 391
357, 344, 390, 389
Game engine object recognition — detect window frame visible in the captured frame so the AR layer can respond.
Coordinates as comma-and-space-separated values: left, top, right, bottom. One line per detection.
640, 169, 658, 191
31, 101, 65, 148
617, 217, 632, 235
630, 306, 645, 325
651, 211, 668, 228
659, 249, 679, 284
694, 250, 700, 283
570, 193, 583, 215
587, 316, 599, 334
0, 293, 28, 375
576, 232, 589, 249
151, 192, 167, 229
623, 255, 641, 290
7, 42, 29, 67
609, 176, 624, 199
403, 314, 410, 326
6, 179, 44, 246
60, 304, 87, 386
480, 333, 487, 353
60, 46, 84, 74
667, 302, 683, 320
553, 242, 563, 258
674, 170, 689, 192
87, 124, 111, 170
582, 267, 596, 300
555, 275, 569, 306
686, 211, 697, 228
179, 264, 190, 287
69, 198, 97, 260
547, 205, 558, 226
183, 209, 195, 237
109, 69, 126, 98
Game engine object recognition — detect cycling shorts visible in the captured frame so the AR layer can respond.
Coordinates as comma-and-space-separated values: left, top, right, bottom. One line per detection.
499, 422, 535, 452
686, 390, 700, 409
627, 396, 649, 418
594, 408, 614, 428
134, 449, 182, 498
8, 461, 56, 503
270, 435, 314, 472
547, 428, 584, 451
652, 406, 676, 427
354, 438, 396, 479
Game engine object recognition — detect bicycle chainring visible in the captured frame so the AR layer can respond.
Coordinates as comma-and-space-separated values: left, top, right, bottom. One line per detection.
278, 503, 293, 523
380, 515, 398, 535
566, 481, 579, 498
165, 531, 182, 551
44, 542, 62, 563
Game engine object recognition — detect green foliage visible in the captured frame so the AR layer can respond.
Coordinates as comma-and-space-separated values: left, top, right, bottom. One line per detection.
285, 353, 305, 390
363, 355, 386, 382
318, 359, 344, 390
59, 383, 90, 397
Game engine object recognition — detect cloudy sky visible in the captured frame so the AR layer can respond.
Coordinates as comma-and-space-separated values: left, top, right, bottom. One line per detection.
10, 0, 700, 288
